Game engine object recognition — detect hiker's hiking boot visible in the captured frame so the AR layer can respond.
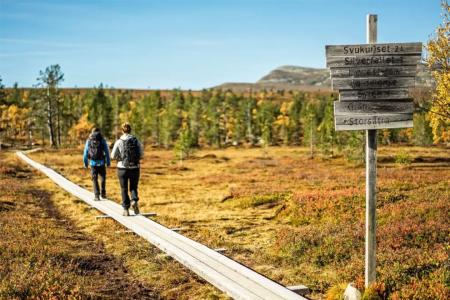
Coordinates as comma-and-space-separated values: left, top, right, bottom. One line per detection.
122, 209, 130, 216
100, 193, 107, 200
94, 195, 100, 201
131, 201, 140, 215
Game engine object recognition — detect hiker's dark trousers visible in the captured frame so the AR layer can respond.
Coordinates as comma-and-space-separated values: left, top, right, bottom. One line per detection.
91, 165, 106, 197
117, 168, 140, 209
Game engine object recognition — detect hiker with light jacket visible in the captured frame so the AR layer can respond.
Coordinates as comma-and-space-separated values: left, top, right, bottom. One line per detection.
111, 122, 144, 216
83, 127, 111, 201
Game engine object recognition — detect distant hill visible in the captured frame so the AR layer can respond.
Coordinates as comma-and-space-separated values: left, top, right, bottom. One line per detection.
215, 64, 433, 92
258, 65, 331, 87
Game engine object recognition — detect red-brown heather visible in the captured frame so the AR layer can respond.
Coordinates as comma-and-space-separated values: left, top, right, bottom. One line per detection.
1, 145, 445, 299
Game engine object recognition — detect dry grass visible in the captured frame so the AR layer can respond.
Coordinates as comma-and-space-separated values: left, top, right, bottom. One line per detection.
18, 145, 450, 299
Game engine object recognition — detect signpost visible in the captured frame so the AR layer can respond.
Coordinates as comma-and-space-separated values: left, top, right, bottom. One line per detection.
325, 15, 422, 287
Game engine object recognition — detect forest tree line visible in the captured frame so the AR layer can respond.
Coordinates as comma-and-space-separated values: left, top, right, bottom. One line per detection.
0, 67, 443, 160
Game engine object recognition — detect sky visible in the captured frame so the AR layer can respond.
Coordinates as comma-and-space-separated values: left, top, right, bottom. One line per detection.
0, 0, 443, 90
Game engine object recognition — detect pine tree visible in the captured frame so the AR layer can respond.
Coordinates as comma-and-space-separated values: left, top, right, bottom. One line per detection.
223, 91, 240, 145
244, 95, 257, 145
300, 99, 318, 158
36, 64, 64, 148
0, 77, 6, 105
255, 97, 278, 146
7, 83, 23, 107
288, 92, 304, 145
233, 94, 248, 145
274, 101, 291, 145
113, 90, 132, 139
186, 91, 202, 147
139, 91, 162, 145
88, 84, 113, 138
413, 112, 433, 145
161, 90, 184, 147
174, 112, 195, 161
60, 93, 82, 145
204, 92, 222, 147
317, 97, 336, 156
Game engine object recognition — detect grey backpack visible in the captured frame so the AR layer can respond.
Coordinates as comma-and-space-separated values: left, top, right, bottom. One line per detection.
122, 136, 140, 167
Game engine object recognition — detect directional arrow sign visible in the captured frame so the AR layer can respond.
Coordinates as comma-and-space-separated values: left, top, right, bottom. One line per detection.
334, 113, 413, 131
326, 42, 422, 57
326, 55, 421, 68
332, 77, 415, 90
330, 66, 417, 78
334, 101, 414, 114
338, 89, 411, 101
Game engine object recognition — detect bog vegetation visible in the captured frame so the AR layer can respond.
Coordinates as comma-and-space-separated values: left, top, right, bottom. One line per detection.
22, 146, 450, 300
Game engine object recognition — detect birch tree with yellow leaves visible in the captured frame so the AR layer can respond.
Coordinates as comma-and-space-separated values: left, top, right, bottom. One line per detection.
426, 1, 450, 144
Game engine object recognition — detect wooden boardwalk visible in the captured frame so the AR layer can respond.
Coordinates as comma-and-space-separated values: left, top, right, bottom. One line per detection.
17, 152, 307, 300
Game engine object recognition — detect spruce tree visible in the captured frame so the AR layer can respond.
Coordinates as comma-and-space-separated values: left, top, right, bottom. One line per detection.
317, 96, 336, 156
88, 84, 113, 139
288, 93, 304, 145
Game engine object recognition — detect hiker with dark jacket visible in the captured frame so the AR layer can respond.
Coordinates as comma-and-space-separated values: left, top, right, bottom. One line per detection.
111, 122, 144, 216
83, 127, 111, 201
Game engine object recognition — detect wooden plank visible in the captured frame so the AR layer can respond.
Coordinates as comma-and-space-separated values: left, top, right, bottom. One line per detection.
96, 215, 112, 219
339, 89, 410, 101
326, 55, 421, 68
141, 212, 157, 217
334, 101, 414, 115
332, 77, 414, 91
330, 66, 417, 78
287, 285, 310, 296
335, 113, 413, 131
326, 42, 422, 57
170, 227, 185, 232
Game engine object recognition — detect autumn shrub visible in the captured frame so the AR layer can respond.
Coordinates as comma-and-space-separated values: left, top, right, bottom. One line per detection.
394, 151, 412, 164
237, 192, 288, 208
325, 283, 347, 300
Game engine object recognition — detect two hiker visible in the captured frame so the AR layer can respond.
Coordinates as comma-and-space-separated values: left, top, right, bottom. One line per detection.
83, 123, 144, 216
83, 127, 110, 201
111, 123, 144, 216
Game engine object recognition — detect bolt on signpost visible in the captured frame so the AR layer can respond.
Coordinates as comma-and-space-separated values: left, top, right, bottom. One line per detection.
325, 15, 422, 287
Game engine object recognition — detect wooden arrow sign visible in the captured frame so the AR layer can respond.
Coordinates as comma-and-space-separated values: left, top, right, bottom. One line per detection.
338, 89, 411, 101
326, 55, 421, 68
330, 66, 417, 78
334, 101, 414, 114
334, 113, 413, 131
332, 77, 415, 90
326, 42, 422, 57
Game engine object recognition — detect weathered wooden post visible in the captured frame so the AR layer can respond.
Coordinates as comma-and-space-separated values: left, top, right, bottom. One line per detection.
365, 14, 377, 287
325, 15, 422, 288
